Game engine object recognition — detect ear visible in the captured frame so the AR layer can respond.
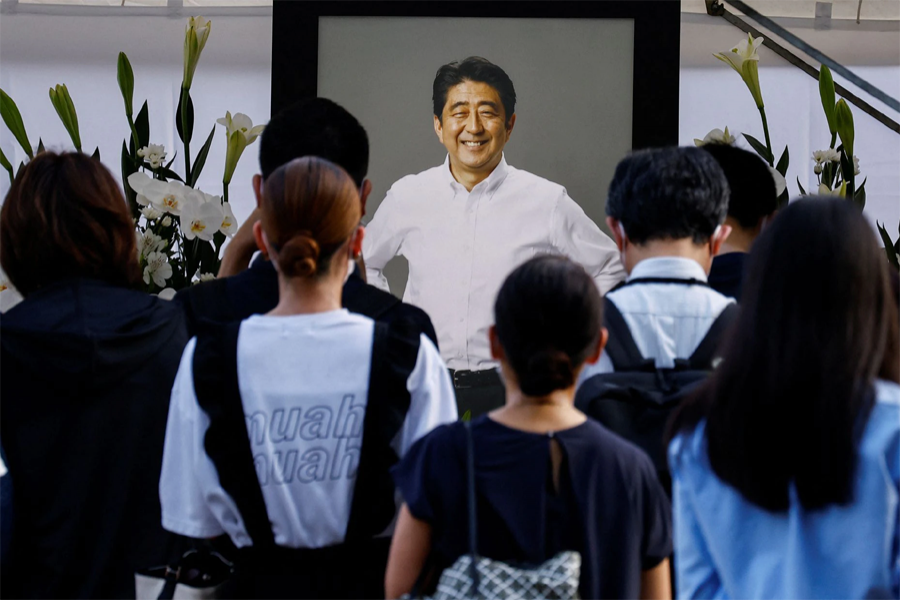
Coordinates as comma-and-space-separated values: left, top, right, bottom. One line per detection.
359, 179, 373, 218
350, 225, 365, 259
606, 217, 626, 252
504, 113, 516, 141
253, 221, 269, 258
710, 224, 733, 256
585, 328, 609, 365
252, 174, 264, 208
433, 114, 444, 143
489, 326, 505, 361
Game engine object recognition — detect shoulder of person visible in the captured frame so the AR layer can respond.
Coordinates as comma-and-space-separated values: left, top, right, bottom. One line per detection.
386, 164, 449, 197
504, 164, 567, 197
577, 418, 665, 480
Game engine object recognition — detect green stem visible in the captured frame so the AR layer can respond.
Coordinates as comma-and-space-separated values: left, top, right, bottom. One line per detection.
758, 106, 773, 166
126, 114, 140, 155
223, 182, 229, 205
829, 132, 837, 149
180, 87, 192, 184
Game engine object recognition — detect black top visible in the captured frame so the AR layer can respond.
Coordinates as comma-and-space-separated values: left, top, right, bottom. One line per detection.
708, 252, 747, 300
175, 258, 438, 346
392, 416, 672, 599
0, 279, 188, 598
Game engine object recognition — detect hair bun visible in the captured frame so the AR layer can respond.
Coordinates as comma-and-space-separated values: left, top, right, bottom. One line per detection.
277, 233, 320, 278
520, 348, 575, 396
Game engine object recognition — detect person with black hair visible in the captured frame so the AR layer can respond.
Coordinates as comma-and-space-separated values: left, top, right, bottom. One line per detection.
175, 97, 437, 345
702, 143, 778, 300
386, 256, 672, 600
667, 198, 900, 599
364, 57, 624, 419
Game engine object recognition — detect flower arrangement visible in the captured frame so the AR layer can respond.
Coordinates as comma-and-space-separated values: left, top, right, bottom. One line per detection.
695, 34, 863, 204
0, 15, 266, 295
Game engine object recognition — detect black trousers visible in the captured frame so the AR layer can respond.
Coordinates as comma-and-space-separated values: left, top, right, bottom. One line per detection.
450, 368, 506, 419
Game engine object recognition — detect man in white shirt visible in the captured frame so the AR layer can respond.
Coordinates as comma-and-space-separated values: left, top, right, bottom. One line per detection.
364, 57, 624, 417
579, 146, 734, 381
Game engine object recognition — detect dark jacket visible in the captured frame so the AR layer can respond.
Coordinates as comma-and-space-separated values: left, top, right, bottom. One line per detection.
0, 279, 188, 599
175, 258, 438, 346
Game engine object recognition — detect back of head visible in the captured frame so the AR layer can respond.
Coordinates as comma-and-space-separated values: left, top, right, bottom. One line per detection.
433, 56, 517, 124
262, 156, 360, 278
259, 98, 369, 186
0, 151, 140, 296
494, 255, 602, 396
703, 144, 777, 230
607, 146, 729, 244
673, 197, 899, 511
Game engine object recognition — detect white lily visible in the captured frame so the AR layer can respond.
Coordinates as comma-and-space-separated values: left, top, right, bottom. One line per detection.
694, 127, 736, 147
218, 111, 266, 186
714, 34, 765, 108
182, 16, 211, 90
817, 182, 846, 197
143, 251, 173, 287
181, 198, 224, 241
219, 202, 238, 236
768, 166, 787, 196
137, 143, 167, 169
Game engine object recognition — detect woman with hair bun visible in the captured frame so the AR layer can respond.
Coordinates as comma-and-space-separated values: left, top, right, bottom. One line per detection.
386, 255, 673, 599
159, 156, 457, 599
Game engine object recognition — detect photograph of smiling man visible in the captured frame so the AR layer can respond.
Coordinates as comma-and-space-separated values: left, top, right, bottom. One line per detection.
363, 57, 625, 418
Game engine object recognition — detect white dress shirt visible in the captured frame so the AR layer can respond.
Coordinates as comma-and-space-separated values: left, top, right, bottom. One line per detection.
579, 256, 735, 381
364, 155, 625, 371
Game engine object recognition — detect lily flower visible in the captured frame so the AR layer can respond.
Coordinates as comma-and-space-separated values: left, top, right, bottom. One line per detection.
767, 166, 787, 196
694, 127, 736, 147
714, 34, 765, 109
181, 198, 224, 241
219, 202, 238, 236
143, 251, 173, 287
818, 182, 846, 197
217, 111, 265, 185
182, 16, 211, 90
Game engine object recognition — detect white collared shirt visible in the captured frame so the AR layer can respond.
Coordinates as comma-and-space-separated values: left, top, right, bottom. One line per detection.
579, 256, 735, 380
363, 155, 625, 371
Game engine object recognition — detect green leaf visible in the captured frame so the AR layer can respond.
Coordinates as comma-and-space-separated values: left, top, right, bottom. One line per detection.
743, 133, 773, 164
199, 238, 220, 275
156, 167, 184, 183
176, 91, 194, 144
839, 149, 855, 197
777, 189, 789, 209
0, 146, 13, 183
121, 139, 140, 218
189, 126, 215, 187
91, 146, 101, 161
796, 177, 807, 195
775, 145, 789, 177
117, 52, 135, 118
164, 152, 177, 171
134, 100, 150, 150
834, 99, 854, 159
852, 179, 865, 210
818, 65, 837, 134
876, 221, 899, 269
1, 88, 34, 159
460, 410, 472, 422
37, 138, 45, 154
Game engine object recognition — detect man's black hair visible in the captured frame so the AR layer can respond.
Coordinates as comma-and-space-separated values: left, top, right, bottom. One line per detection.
259, 98, 369, 187
432, 57, 516, 124
703, 144, 777, 229
606, 146, 729, 245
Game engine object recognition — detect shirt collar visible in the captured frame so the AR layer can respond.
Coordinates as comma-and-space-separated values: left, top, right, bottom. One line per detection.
628, 256, 709, 282
442, 153, 509, 195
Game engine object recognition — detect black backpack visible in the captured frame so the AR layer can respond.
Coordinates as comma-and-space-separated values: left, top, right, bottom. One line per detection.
574, 293, 737, 493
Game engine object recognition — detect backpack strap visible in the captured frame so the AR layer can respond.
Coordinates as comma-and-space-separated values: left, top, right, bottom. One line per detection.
687, 303, 739, 369
344, 321, 420, 541
602, 297, 654, 371
193, 320, 276, 548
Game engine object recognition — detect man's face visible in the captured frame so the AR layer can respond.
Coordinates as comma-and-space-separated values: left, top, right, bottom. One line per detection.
434, 80, 515, 181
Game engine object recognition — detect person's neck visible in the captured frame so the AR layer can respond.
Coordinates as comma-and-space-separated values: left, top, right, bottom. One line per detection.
449, 156, 500, 192
489, 379, 586, 433
718, 218, 756, 254
624, 239, 712, 275
268, 273, 343, 316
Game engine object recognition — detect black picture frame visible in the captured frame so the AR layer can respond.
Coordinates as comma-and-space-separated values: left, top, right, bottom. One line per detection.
271, 0, 680, 150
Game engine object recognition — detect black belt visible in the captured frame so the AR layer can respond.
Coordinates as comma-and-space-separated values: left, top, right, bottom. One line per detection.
448, 368, 502, 389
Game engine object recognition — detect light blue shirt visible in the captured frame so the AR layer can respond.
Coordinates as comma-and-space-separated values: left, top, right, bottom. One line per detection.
668, 379, 900, 599
579, 257, 733, 379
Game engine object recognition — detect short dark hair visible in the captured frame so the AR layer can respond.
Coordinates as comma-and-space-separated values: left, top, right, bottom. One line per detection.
494, 255, 602, 396
259, 98, 369, 187
0, 151, 141, 296
703, 144, 777, 229
606, 147, 729, 245
669, 198, 900, 512
433, 57, 516, 124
